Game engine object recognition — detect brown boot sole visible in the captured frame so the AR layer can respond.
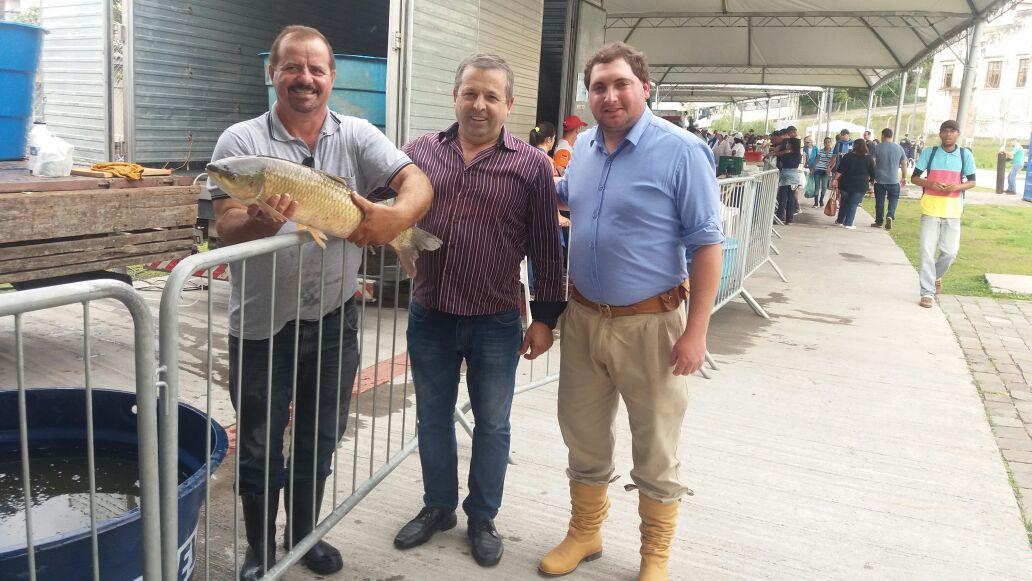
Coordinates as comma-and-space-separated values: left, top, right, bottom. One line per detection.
537, 551, 603, 577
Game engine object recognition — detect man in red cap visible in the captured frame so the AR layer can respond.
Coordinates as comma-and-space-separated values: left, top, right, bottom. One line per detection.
554, 114, 589, 173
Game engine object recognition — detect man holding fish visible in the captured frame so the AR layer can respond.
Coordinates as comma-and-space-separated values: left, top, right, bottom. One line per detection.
205, 25, 433, 581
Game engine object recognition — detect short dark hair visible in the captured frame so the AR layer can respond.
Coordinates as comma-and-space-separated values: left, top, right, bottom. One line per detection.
270, 25, 335, 71
455, 53, 514, 100
584, 42, 650, 89
839, 129, 851, 136
881, 128, 893, 138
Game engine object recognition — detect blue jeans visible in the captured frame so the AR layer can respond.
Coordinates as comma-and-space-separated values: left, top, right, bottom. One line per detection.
813, 170, 831, 205
407, 301, 523, 523
228, 301, 359, 495
1008, 165, 1020, 192
874, 183, 901, 223
839, 190, 866, 226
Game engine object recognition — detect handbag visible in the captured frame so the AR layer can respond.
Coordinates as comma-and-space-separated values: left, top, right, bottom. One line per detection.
823, 191, 839, 217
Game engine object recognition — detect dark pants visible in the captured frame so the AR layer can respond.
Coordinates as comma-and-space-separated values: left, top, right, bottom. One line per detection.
874, 183, 901, 223
777, 185, 798, 223
407, 301, 523, 523
228, 301, 359, 495
838, 190, 866, 227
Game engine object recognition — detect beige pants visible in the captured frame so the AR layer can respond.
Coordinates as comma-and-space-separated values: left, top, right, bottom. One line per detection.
558, 299, 691, 503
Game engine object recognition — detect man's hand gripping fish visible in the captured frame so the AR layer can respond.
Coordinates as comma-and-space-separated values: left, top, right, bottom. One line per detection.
206, 155, 441, 277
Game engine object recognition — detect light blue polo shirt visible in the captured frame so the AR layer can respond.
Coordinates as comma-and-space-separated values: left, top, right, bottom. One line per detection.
556, 108, 724, 306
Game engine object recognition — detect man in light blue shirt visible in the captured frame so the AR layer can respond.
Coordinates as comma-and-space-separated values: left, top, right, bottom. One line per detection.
1006, 140, 1025, 194
871, 127, 907, 229
539, 41, 722, 581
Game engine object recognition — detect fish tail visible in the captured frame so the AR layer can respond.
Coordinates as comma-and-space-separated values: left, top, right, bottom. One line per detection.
390, 226, 442, 279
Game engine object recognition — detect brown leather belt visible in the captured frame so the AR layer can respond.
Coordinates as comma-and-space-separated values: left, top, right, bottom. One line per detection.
571, 282, 689, 318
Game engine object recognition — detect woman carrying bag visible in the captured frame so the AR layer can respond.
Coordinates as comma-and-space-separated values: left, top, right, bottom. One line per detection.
830, 139, 876, 229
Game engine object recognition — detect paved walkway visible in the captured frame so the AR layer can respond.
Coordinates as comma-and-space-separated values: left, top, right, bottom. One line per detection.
940, 295, 1032, 521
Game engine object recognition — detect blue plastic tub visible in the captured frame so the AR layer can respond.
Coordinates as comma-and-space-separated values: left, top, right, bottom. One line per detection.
261, 52, 388, 132
719, 236, 739, 294
0, 22, 45, 161
0, 388, 227, 580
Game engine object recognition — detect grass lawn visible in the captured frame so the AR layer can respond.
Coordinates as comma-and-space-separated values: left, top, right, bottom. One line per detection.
861, 198, 1032, 300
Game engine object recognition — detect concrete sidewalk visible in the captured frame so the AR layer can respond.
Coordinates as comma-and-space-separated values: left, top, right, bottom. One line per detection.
318, 206, 1032, 580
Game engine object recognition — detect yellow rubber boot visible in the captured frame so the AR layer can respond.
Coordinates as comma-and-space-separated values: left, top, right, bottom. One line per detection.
638, 493, 679, 581
537, 481, 610, 576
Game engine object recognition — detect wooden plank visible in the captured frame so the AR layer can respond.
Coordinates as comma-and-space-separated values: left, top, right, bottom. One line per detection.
71, 167, 114, 178
0, 238, 196, 275
142, 168, 173, 176
0, 227, 197, 262
0, 174, 195, 193
0, 244, 195, 284
0, 186, 200, 244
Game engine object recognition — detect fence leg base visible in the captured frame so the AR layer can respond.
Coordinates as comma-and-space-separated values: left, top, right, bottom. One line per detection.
740, 288, 771, 319
705, 351, 719, 371
769, 242, 781, 255
767, 259, 789, 283
698, 365, 711, 379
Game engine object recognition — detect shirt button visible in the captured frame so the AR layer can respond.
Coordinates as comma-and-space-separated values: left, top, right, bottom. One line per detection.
598, 185, 604, 191
589, 242, 595, 249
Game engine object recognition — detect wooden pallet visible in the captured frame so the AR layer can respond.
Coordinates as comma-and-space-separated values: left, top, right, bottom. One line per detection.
0, 185, 200, 284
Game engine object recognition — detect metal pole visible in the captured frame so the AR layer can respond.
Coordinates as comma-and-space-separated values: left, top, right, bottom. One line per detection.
895, 70, 908, 139
731, 101, 737, 132
957, 19, 984, 135
825, 89, 834, 139
907, 66, 923, 138
865, 90, 874, 135
817, 89, 826, 141
764, 98, 771, 133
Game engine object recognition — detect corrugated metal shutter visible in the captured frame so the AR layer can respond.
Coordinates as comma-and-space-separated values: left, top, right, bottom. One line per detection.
407, 0, 544, 141
536, 0, 568, 129
129, 0, 388, 164
40, 0, 109, 163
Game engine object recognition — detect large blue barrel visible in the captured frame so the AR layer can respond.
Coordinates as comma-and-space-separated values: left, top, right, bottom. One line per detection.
0, 22, 45, 161
0, 388, 228, 580
261, 53, 388, 132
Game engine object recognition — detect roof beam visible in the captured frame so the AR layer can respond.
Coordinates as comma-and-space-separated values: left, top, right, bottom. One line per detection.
622, 18, 643, 43
861, 17, 905, 68
607, 11, 969, 19
607, 14, 957, 29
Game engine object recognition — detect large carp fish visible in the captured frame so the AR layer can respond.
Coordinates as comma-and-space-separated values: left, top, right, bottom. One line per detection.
206, 155, 441, 277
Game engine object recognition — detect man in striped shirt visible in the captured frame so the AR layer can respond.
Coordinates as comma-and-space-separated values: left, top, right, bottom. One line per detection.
391, 54, 566, 567
911, 119, 976, 308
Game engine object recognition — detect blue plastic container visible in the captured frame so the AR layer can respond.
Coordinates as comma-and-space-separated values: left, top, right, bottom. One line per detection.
261, 52, 388, 132
719, 236, 739, 294
0, 388, 228, 580
0, 22, 45, 161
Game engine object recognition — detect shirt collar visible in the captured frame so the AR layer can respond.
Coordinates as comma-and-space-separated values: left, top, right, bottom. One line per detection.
591, 107, 653, 151
269, 106, 340, 142
437, 123, 518, 152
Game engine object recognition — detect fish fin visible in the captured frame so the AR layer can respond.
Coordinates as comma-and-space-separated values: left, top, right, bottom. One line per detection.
313, 168, 356, 191
297, 224, 328, 249
388, 227, 443, 279
256, 199, 288, 222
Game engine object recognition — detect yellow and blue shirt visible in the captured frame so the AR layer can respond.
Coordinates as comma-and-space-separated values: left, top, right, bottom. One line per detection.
913, 145, 976, 219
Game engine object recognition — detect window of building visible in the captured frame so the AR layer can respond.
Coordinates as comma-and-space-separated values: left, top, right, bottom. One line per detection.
942, 64, 954, 89
1018, 58, 1029, 88
985, 61, 1002, 89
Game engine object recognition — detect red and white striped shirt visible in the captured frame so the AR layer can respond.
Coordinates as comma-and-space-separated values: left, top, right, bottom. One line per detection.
403, 124, 565, 317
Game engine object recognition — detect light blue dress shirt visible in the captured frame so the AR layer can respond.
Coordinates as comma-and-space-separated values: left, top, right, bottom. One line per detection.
556, 109, 724, 306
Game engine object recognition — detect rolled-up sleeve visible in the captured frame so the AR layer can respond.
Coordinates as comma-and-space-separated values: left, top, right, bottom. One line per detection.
676, 141, 724, 256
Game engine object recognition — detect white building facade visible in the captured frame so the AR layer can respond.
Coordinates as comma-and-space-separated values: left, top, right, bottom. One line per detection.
925, 2, 1032, 141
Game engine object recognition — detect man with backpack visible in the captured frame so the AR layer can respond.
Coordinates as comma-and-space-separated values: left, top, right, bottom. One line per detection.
910, 120, 977, 308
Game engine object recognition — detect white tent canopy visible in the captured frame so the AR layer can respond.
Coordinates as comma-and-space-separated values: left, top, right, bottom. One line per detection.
654, 83, 822, 104
606, 0, 1013, 88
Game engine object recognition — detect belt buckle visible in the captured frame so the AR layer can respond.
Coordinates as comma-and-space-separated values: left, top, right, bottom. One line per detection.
598, 303, 613, 318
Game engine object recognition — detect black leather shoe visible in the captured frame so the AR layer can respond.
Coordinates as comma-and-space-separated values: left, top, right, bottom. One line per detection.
393, 507, 457, 549
467, 519, 503, 567
284, 479, 343, 575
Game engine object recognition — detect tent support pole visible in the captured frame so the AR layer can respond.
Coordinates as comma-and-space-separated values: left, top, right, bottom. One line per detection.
865, 91, 874, 135
764, 98, 771, 133
957, 18, 983, 135
825, 89, 834, 140
894, 70, 908, 139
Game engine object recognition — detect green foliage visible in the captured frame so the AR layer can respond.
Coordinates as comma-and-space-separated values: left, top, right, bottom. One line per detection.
10, 7, 40, 24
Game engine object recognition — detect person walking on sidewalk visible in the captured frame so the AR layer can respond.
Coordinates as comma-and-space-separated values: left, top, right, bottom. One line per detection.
830, 139, 875, 229
812, 137, 834, 208
1005, 139, 1025, 194
392, 53, 566, 567
871, 128, 908, 229
911, 120, 977, 308
540, 41, 723, 581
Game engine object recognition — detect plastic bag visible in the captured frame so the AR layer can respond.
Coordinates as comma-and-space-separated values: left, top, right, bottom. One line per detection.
804, 174, 816, 198
35, 133, 75, 177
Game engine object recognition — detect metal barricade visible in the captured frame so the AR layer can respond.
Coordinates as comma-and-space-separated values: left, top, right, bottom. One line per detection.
733, 169, 788, 319
711, 176, 757, 314
0, 280, 161, 581
157, 232, 420, 579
